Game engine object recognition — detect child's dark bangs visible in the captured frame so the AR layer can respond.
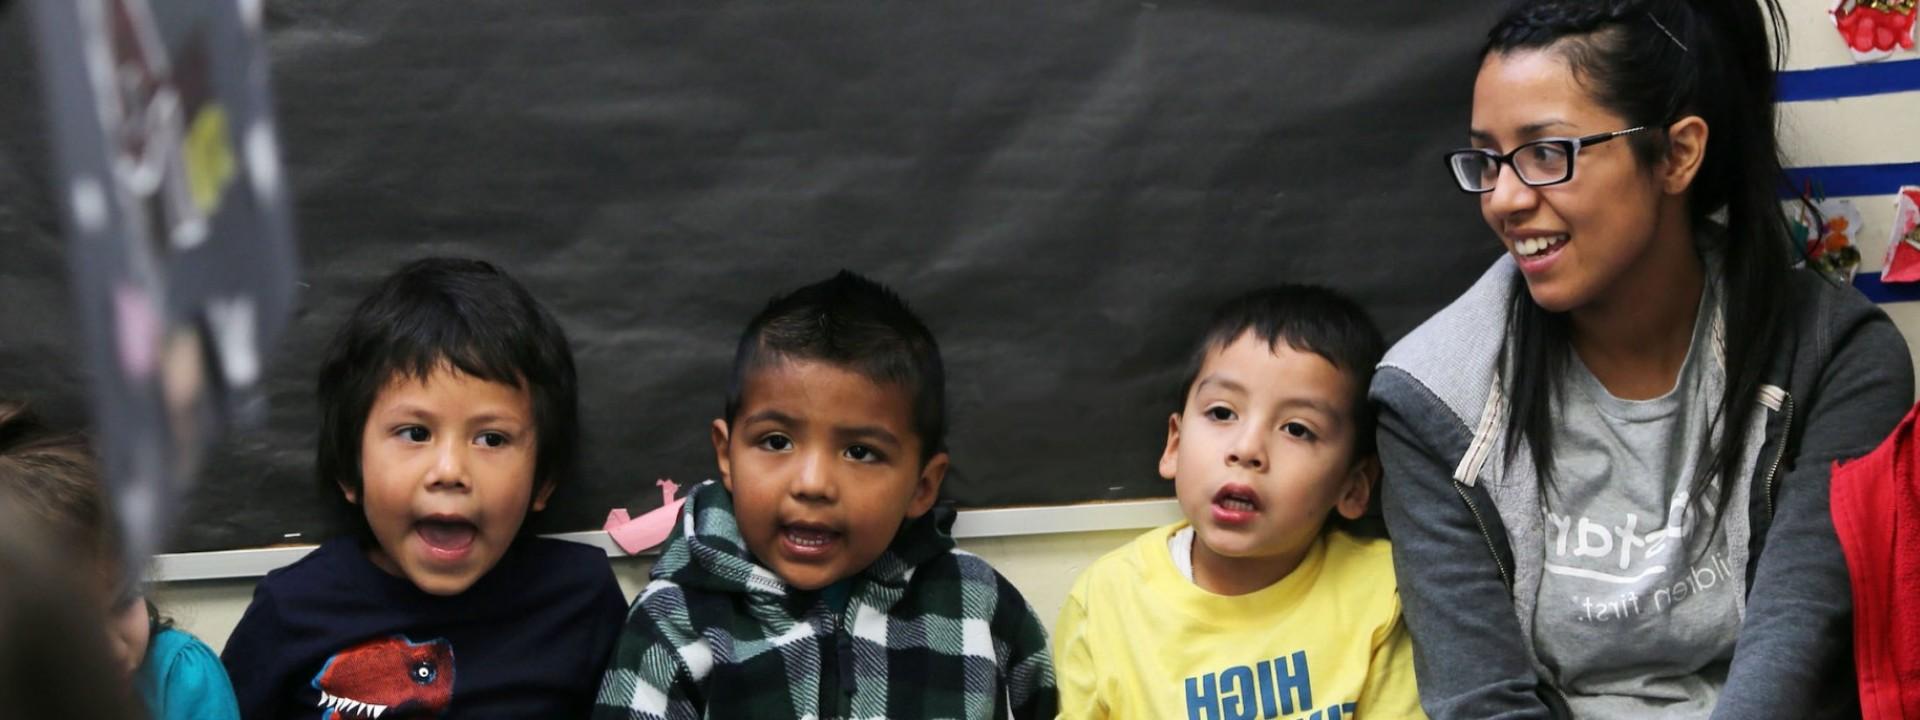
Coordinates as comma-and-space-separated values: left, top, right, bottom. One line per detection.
380, 305, 529, 391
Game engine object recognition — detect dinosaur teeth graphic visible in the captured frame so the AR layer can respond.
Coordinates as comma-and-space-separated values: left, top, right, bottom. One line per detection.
318, 690, 390, 718
310, 634, 454, 719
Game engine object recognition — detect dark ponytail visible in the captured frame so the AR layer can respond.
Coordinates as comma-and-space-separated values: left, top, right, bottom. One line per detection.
1488, 0, 1797, 535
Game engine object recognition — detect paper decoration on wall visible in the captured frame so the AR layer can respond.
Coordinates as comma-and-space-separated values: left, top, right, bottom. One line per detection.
1788, 191, 1865, 283
1834, 0, 1918, 62
604, 479, 693, 554
26, 0, 298, 574
1882, 187, 1920, 283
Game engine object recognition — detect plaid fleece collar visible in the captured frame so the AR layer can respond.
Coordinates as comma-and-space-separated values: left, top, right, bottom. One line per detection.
653, 481, 959, 598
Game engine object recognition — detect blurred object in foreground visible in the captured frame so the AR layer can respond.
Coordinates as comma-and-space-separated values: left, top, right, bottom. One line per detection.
25, 0, 297, 579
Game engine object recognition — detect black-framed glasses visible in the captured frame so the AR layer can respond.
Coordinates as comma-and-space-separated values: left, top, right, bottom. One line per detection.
1445, 126, 1647, 193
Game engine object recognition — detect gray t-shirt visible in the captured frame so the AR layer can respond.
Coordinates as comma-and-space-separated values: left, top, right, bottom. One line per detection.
1533, 287, 1744, 718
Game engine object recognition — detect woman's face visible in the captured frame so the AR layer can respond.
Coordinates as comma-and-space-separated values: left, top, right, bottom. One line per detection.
1469, 49, 1668, 313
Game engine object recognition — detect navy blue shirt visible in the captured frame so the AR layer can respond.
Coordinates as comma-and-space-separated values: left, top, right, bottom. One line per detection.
222, 536, 626, 720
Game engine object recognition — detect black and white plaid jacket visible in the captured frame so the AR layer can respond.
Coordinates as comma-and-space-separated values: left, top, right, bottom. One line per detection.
592, 481, 1058, 719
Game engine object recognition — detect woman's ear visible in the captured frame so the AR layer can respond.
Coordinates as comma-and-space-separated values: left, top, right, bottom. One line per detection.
1661, 115, 1709, 195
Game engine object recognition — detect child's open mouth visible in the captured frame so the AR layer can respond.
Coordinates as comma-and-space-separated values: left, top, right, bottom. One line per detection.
779, 522, 842, 559
416, 516, 477, 562
1211, 485, 1262, 524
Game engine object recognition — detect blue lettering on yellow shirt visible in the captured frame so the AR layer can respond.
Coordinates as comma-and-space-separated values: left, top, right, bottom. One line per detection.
1182, 651, 1358, 720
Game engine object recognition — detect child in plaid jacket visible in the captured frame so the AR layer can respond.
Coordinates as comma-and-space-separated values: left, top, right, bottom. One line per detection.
595, 482, 1055, 719
592, 271, 1057, 719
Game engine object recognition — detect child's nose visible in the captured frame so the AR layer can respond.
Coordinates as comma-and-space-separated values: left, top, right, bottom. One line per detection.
789, 450, 838, 502
1225, 428, 1267, 471
425, 442, 470, 491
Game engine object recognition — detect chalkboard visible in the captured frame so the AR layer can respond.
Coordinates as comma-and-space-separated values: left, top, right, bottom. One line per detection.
0, 1, 1501, 554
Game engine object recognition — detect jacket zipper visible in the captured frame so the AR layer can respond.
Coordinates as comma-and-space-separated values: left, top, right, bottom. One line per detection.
817, 606, 855, 719
834, 628, 854, 718
1454, 479, 1570, 716
1453, 481, 1511, 589
1761, 391, 1794, 520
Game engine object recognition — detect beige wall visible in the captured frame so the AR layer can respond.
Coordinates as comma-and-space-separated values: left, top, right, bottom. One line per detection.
153, 3, 1920, 653
155, 530, 1145, 652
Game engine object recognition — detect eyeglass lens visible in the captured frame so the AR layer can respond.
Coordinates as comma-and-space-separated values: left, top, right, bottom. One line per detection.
1452, 142, 1572, 191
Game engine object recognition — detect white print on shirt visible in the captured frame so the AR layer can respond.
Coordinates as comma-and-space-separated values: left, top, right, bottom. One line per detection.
1544, 489, 1695, 581
1568, 551, 1738, 622
1544, 489, 1731, 622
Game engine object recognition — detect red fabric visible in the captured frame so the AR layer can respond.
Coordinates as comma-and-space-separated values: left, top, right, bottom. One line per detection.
1885, 240, 1920, 285
1833, 401, 1920, 719
1888, 189, 1920, 284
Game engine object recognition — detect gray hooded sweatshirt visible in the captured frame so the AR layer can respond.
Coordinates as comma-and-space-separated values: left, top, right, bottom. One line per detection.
1372, 255, 1911, 719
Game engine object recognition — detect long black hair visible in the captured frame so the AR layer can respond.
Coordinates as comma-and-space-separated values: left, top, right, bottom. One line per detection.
1487, 0, 1798, 529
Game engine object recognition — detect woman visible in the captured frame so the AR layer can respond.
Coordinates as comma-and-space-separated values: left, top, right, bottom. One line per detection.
1374, 0, 1912, 717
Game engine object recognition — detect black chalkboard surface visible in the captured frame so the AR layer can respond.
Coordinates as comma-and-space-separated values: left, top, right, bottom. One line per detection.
0, 1, 1501, 553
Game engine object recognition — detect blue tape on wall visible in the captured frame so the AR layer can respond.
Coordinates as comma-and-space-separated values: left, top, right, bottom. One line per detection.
1776, 61, 1920, 303
1777, 59, 1920, 102
1854, 272, 1920, 304
1781, 162, 1920, 199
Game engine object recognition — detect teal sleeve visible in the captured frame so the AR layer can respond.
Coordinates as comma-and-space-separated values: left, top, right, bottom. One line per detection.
140, 629, 241, 720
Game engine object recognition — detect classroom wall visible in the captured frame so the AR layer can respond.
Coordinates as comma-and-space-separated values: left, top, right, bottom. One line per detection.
1775, 7, 1920, 384
154, 530, 1147, 653
153, 4, 1920, 653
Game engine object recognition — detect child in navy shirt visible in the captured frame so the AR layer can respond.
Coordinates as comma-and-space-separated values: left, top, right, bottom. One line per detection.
222, 258, 625, 719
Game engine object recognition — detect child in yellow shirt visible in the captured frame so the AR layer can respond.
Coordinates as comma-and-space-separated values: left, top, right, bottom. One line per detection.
1054, 286, 1422, 720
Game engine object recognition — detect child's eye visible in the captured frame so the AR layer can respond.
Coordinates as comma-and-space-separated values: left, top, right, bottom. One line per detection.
475, 431, 510, 448
844, 445, 884, 463
1281, 422, 1316, 440
398, 426, 430, 443
756, 434, 794, 452
1204, 406, 1236, 422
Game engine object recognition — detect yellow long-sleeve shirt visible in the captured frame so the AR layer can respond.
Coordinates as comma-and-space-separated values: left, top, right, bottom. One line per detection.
1053, 523, 1424, 720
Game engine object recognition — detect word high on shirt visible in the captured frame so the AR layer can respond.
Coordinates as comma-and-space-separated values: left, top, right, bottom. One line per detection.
1184, 651, 1359, 720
